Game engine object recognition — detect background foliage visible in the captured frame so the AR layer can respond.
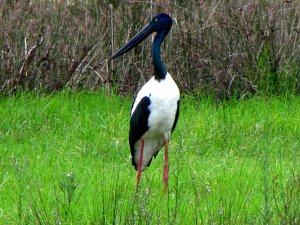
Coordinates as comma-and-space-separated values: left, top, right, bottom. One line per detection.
1, 0, 300, 98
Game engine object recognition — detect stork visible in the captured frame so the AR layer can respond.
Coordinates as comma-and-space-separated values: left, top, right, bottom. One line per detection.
110, 13, 180, 194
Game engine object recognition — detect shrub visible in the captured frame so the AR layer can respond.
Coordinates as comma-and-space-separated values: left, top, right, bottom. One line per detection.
1, 0, 300, 97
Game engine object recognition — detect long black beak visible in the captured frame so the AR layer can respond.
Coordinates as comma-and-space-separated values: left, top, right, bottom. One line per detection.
110, 23, 154, 61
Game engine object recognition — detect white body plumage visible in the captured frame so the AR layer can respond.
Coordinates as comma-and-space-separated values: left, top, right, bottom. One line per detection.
131, 72, 180, 171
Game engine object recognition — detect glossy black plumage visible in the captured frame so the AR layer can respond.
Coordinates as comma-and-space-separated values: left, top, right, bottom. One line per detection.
129, 96, 151, 169
171, 100, 180, 132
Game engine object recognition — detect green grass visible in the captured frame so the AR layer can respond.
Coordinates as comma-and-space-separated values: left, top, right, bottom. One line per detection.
0, 91, 300, 224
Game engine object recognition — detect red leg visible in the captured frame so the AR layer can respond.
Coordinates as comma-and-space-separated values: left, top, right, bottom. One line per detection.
136, 139, 144, 195
163, 134, 169, 194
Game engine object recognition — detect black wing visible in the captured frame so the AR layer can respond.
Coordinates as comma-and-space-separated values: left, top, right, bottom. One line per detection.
171, 100, 180, 133
129, 96, 151, 169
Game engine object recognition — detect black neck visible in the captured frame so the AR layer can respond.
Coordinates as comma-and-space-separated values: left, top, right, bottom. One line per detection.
152, 31, 167, 80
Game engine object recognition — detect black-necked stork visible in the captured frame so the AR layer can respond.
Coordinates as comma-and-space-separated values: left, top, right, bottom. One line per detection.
110, 13, 180, 194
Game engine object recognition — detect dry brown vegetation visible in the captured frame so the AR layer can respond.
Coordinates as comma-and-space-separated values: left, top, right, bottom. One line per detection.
1, 0, 300, 98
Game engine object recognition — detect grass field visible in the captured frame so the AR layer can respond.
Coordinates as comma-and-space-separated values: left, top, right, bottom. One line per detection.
0, 91, 300, 224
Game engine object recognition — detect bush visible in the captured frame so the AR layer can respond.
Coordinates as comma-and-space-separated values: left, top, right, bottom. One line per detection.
1, 0, 300, 98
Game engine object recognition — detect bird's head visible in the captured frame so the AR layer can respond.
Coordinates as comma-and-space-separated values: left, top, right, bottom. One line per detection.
149, 13, 172, 33
110, 13, 173, 61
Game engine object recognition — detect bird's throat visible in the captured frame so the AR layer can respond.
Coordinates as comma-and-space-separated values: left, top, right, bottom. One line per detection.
152, 31, 167, 80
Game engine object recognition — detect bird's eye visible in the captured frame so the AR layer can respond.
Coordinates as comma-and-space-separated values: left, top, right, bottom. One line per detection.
154, 18, 159, 22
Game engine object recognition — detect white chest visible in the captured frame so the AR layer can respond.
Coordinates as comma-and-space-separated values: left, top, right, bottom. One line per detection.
131, 73, 180, 136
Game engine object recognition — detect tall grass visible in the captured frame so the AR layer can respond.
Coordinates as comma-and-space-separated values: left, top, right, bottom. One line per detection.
0, 92, 299, 224
1, 0, 300, 97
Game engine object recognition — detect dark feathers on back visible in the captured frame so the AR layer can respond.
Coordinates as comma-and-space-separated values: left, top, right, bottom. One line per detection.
129, 96, 151, 169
